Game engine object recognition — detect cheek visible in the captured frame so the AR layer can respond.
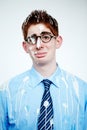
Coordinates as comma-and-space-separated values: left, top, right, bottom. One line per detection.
28, 46, 33, 51
28, 46, 36, 58
47, 41, 56, 49
28, 46, 34, 54
48, 43, 56, 54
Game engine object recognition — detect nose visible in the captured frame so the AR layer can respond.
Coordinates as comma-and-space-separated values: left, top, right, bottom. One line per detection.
36, 37, 41, 49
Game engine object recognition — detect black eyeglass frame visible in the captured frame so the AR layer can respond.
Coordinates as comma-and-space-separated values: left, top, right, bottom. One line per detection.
25, 32, 56, 45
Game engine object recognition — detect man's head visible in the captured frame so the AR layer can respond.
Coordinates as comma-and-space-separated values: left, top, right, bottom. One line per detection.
22, 10, 59, 41
22, 10, 62, 68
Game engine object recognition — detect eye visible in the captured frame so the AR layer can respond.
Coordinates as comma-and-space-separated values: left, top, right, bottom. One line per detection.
27, 37, 31, 43
26, 34, 37, 44
42, 35, 51, 42
30, 37, 36, 44
43, 35, 50, 39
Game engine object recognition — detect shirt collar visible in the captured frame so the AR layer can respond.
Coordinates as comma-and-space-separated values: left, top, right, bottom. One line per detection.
28, 67, 43, 87
28, 65, 63, 88
48, 66, 63, 88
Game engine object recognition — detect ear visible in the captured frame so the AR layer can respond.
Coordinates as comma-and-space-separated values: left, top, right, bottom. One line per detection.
56, 35, 63, 49
22, 41, 29, 53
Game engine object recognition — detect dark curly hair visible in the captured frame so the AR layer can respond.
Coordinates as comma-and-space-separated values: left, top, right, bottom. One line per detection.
22, 10, 59, 40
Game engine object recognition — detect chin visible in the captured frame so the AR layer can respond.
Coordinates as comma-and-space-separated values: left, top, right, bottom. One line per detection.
34, 59, 48, 66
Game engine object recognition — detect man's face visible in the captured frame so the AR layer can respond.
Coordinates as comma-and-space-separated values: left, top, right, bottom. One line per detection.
23, 23, 62, 66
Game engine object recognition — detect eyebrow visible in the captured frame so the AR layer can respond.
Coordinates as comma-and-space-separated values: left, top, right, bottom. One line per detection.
40, 31, 52, 35
27, 31, 52, 38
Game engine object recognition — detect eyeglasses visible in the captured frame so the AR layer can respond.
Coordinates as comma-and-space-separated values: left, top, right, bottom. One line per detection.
25, 31, 56, 45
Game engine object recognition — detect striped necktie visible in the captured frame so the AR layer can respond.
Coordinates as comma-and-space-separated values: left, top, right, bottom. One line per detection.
37, 79, 54, 130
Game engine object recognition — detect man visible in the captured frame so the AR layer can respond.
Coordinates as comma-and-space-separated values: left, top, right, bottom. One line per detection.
0, 10, 87, 130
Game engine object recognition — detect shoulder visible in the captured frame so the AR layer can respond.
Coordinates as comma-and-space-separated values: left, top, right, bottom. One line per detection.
59, 68, 87, 101
60, 68, 87, 88
0, 69, 31, 92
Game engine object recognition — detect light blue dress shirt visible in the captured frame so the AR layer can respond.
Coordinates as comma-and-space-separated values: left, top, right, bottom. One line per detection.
0, 66, 87, 130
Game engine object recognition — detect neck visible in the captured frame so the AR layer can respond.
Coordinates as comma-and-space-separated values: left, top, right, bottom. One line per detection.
33, 61, 57, 78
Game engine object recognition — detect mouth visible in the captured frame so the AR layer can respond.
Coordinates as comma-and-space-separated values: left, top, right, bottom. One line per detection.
34, 52, 47, 58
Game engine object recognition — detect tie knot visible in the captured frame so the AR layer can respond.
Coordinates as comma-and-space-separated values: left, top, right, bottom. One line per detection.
42, 79, 52, 90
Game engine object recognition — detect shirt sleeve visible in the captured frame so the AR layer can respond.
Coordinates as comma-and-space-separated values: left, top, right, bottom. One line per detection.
0, 83, 8, 130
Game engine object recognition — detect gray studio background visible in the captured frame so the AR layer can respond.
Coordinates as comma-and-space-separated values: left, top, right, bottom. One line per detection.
0, 0, 87, 84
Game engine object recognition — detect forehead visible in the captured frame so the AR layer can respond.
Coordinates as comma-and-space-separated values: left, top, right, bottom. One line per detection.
27, 23, 51, 35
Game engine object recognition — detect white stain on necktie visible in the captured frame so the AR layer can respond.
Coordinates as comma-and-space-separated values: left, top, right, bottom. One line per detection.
43, 100, 49, 108
50, 118, 54, 126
